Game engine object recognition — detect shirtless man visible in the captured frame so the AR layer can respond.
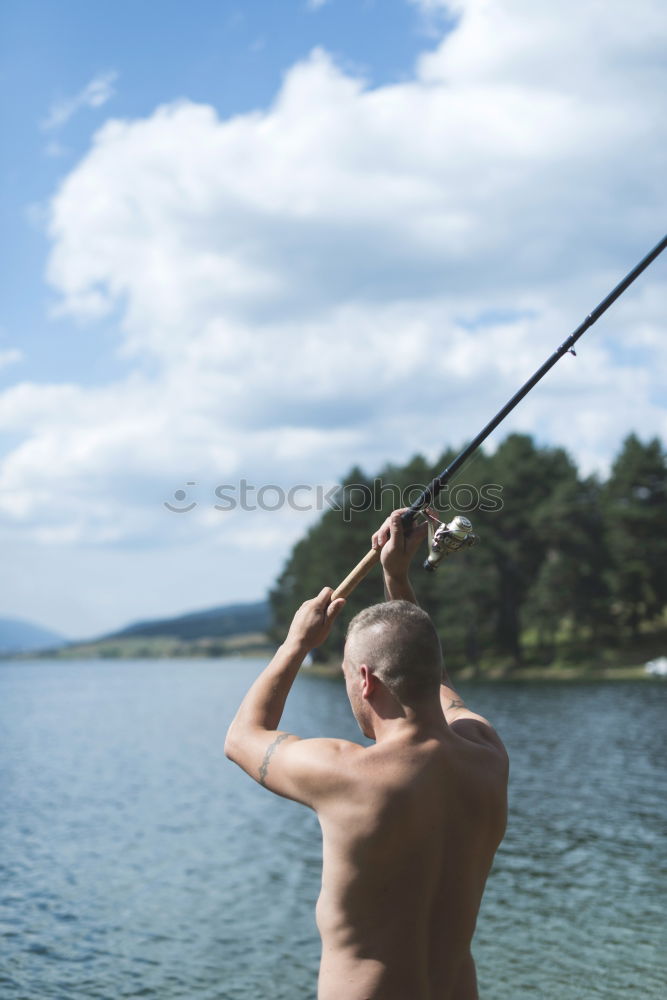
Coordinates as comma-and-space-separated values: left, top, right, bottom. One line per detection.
225, 509, 509, 999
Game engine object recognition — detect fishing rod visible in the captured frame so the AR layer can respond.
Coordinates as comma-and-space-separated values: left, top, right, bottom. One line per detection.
332, 233, 667, 600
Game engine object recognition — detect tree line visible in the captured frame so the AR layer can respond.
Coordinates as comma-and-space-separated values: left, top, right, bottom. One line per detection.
269, 434, 667, 672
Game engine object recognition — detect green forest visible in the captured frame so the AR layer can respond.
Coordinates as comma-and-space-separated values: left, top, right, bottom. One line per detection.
270, 433, 667, 675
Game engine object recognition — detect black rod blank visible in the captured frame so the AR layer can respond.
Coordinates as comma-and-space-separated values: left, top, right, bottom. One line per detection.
402, 234, 667, 526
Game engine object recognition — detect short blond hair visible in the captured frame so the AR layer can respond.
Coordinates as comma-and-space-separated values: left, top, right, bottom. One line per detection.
345, 600, 443, 704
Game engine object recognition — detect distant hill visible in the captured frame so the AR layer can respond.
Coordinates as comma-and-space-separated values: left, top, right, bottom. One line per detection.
3, 601, 273, 661
0, 616, 66, 654
108, 600, 271, 641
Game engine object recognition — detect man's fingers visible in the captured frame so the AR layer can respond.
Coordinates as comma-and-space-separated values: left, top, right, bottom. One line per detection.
313, 587, 343, 619
373, 507, 414, 549
372, 522, 391, 549
326, 598, 346, 622
406, 519, 429, 548
403, 520, 428, 559
388, 511, 404, 540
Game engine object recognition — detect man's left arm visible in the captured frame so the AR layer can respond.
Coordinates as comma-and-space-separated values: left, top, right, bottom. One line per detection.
224, 588, 351, 808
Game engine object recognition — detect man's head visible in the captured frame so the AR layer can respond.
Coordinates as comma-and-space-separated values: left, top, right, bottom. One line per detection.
342, 600, 443, 737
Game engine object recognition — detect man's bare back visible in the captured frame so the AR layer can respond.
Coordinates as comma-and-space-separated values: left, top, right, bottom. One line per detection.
315, 703, 507, 1000
225, 510, 508, 999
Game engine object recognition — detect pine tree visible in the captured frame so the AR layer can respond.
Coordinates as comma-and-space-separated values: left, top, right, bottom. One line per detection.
483, 435, 578, 666
524, 476, 612, 661
602, 435, 667, 635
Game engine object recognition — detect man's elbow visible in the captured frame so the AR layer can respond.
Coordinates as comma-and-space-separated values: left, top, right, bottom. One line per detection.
224, 723, 240, 762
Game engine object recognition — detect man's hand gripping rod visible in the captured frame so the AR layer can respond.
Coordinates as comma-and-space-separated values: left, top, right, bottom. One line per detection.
332, 235, 667, 601
332, 512, 476, 599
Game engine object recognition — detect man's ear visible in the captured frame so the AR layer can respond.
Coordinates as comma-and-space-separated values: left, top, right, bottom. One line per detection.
359, 664, 376, 699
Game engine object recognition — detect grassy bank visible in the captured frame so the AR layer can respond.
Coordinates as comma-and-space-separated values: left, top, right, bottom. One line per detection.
304, 660, 653, 682
9, 626, 665, 683
307, 622, 667, 682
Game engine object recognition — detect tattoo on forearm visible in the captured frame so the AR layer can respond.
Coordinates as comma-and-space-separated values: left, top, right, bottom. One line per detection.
448, 698, 465, 710
259, 732, 290, 785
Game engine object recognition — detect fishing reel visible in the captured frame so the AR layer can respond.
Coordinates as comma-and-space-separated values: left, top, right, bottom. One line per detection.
422, 511, 478, 572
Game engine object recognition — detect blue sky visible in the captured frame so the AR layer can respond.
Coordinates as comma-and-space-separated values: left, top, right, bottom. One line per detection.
1, 0, 666, 637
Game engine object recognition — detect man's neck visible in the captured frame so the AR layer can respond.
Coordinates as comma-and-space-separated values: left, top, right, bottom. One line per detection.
372, 701, 448, 744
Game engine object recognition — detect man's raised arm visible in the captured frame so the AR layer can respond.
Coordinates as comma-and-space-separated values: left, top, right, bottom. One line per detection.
224, 587, 354, 807
371, 508, 427, 604
373, 509, 497, 733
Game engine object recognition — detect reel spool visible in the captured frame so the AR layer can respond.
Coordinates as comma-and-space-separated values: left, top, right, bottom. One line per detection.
423, 513, 477, 571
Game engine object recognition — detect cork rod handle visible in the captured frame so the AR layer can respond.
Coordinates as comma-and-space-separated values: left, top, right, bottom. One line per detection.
332, 548, 382, 601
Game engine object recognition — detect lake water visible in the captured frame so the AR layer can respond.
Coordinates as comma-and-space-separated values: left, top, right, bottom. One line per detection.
1, 659, 665, 999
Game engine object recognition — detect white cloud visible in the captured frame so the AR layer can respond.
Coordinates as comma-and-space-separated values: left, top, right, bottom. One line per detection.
407, 0, 459, 35
3, 0, 667, 629
417, 0, 667, 94
306, 0, 331, 10
42, 71, 118, 132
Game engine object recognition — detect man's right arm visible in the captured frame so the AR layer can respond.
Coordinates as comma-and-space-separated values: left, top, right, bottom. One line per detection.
439, 679, 493, 729
374, 509, 499, 733
372, 508, 426, 604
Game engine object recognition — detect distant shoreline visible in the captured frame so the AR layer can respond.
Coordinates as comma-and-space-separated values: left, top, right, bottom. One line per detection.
2, 631, 274, 663
2, 632, 661, 683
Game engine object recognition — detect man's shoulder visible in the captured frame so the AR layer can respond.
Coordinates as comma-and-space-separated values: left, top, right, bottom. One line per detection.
295, 736, 365, 762
448, 718, 508, 765
285, 735, 368, 785
244, 734, 366, 809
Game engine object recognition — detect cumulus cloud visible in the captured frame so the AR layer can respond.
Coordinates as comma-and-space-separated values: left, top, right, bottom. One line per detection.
42, 71, 118, 132
3, 0, 667, 607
